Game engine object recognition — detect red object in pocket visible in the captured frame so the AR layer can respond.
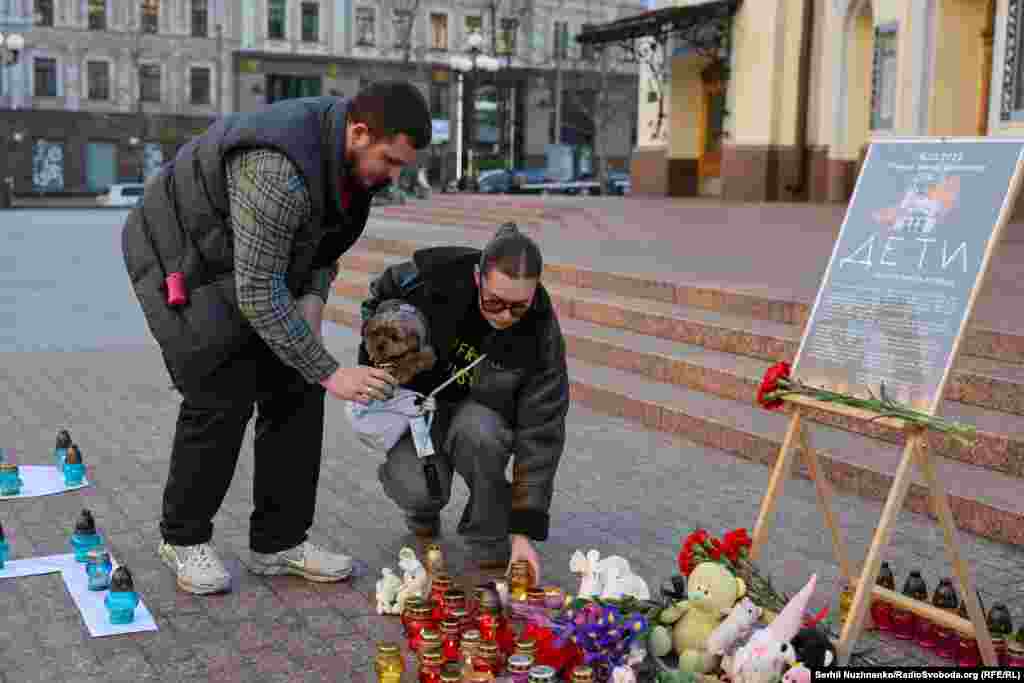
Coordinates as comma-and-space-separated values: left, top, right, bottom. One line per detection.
165, 272, 188, 306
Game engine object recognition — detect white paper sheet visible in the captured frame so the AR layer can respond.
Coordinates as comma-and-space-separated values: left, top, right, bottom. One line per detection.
0, 553, 157, 637
0, 465, 90, 499
0, 553, 67, 579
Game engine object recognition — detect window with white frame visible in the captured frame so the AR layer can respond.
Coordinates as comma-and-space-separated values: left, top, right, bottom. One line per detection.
355, 6, 375, 46
34, 57, 58, 97
870, 24, 897, 130
87, 61, 111, 100
190, 67, 211, 105
430, 12, 448, 50
464, 15, 482, 41
498, 17, 517, 55
34, 0, 53, 26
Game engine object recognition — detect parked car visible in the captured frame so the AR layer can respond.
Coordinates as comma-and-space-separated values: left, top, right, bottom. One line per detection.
97, 183, 145, 207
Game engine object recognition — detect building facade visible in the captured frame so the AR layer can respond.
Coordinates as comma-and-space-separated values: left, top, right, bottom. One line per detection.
581, 0, 1017, 206
0, 0, 643, 195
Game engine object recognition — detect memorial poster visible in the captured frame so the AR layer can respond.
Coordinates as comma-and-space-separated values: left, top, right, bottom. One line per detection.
793, 139, 1024, 413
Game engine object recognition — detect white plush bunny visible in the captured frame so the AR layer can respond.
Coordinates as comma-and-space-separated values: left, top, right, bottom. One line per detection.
570, 549, 606, 598
395, 546, 428, 612
707, 597, 762, 656
598, 558, 651, 601
611, 665, 637, 683
375, 567, 403, 615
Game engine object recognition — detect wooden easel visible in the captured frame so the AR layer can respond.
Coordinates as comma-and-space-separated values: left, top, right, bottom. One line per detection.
747, 138, 1024, 667
748, 398, 997, 666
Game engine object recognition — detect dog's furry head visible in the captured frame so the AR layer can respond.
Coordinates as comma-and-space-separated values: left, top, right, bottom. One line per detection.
362, 299, 437, 385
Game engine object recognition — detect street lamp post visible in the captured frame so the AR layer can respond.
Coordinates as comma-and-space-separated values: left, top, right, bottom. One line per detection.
449, 30, 499, 191
0, 31, 26, 208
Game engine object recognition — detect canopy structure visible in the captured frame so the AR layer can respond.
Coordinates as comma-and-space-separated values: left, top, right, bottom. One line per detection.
576, 0, 740, 59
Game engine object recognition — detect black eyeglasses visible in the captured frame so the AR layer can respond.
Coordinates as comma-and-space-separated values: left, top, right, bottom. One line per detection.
478, 284, 532, 317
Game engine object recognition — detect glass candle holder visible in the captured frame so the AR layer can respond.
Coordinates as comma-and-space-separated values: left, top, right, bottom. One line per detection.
440, 664, 464, 683
63, 446, 85, 487
407, 605, 436, 651
892, 570, 927, 641
474, 641, 503, 675
460, 630, 482, 675
0, 463, 23, 496
441, 619, 462, 663
69, 515, 103, 562
988, 604, 1013, 665
375, 642, 405, 683
449, 607, 471, 635
54, 429, 72, 468
929, 578, 959, 659
442, 589, 467, 623
543, 586, 565, 610
527, 665, 558, 683
507, 653, 535, 683
956, 635, 981, 668
570, 666, 595, 683
838, 581, 853, 626
419, 628, 442, 656
105, 566, 139, 624
509, 560, 533, 601
403, 596, 427, 633
419, 650, 444, 683
1005, 639, 1024, 668
431, 575, 453, 621
86, 549, 113, 591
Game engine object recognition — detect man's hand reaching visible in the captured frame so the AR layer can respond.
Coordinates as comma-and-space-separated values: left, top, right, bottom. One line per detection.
321, 366, 397, 404
508, 533, 541, 585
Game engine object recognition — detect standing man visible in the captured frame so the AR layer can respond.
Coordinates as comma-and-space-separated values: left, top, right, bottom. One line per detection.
122, 81, 432, 595
359, 224, 570, 580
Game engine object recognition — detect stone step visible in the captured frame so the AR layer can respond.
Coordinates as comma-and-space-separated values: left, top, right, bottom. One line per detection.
351, 234, 1024, 365
321, 298, 1024, 549
324, 294, 1024, 481
332, 262, 1024, 419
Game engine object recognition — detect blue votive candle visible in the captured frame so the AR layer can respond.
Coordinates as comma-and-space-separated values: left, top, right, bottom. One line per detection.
86, 548, 113, 591
54, 429, 72, 468
70, 509, 102, 562
0, 520, 9, 569
63, 444, 85, 487
0, 464, 22, 496
105, 566, 139, 624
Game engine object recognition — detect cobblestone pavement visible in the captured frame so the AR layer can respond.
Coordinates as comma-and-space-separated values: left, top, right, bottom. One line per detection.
1, 210, 1023, 682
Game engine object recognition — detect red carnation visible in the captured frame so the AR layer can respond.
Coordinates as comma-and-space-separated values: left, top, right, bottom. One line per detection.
757, 362, 792, 410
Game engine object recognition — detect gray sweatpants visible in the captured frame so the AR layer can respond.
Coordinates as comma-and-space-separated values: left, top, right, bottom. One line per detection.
378, 400, 513, 550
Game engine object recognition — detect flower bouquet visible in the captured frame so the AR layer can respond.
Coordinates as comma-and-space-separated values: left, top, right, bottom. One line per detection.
675, 527, 831, 632
511, 595, 660, 682
756, 361, 976, 446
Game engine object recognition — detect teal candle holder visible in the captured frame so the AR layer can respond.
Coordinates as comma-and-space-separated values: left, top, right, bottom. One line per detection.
70, 510, 102, 562
63, 445, 85, 487
105, 566, 139, 624
86, 549, 113, 591
0, 464, 22, 496
54, 429, 72, 468
0, 521, 8, 569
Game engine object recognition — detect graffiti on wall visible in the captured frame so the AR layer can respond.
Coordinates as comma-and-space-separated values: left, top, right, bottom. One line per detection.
33, 139, 65, 192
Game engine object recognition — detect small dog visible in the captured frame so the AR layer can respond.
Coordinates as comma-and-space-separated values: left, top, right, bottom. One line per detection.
362, 299, 437, 385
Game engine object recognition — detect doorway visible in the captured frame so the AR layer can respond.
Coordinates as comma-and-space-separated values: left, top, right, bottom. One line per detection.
698, 76, 725, 195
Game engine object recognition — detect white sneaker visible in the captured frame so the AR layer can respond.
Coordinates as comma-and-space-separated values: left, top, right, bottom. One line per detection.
248, 541, 353, 582
158, 541, 232, 595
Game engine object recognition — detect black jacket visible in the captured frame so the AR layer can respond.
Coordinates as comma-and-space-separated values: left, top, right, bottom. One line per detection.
359, 246, 570, 541
122, 96, 371, 387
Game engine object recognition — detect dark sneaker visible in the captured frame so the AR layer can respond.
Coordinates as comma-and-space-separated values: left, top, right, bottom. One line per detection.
405, 514, 441, 538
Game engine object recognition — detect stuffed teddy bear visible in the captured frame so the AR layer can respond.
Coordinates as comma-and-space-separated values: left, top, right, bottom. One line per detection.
659, 561, 747, 673
362, 299, 437, 385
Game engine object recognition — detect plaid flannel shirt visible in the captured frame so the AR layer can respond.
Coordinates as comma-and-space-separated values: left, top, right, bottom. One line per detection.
226, 148, 341, 384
